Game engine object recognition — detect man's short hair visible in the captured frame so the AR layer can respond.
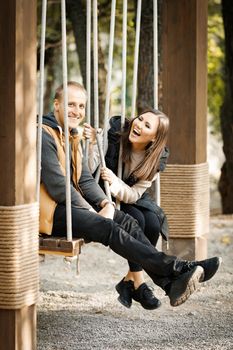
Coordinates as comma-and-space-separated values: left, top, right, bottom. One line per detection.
54, 81, 87, 100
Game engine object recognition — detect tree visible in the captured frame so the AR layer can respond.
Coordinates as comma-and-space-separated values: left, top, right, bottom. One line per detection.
137, 0, 163, 114
137, 0, 154, 113
218, 0, 233, 213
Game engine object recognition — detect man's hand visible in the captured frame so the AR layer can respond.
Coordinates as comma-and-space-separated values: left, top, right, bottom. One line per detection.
100, 167, 114, 185
83, 123, 96, 144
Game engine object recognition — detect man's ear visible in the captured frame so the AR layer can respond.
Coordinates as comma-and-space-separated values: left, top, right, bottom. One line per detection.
54, 99, 59, 112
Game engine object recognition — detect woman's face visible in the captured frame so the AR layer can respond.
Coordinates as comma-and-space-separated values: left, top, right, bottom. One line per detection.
129, 112, 159, 150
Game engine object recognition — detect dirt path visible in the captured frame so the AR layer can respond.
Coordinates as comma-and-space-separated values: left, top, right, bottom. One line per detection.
38, 215, 233, 350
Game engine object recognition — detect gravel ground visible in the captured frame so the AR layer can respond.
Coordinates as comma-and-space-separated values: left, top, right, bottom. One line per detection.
38, 215, 233, 350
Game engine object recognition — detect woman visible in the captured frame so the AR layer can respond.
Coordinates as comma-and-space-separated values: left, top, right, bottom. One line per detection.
88, 108, 170, 310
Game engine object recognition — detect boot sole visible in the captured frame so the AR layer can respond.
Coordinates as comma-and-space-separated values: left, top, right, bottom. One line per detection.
117, 295, 131, 308
170, 266, 204, 307
138, 300, 162, 310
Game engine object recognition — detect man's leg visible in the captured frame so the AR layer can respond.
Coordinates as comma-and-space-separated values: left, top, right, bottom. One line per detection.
53, 205, 178, 286
52, 205, 220, 305
53, 205, 197, 286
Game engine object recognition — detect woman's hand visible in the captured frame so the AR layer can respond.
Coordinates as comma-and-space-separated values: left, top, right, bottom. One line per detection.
83, 123, 96, 144
100, 167, 114, 185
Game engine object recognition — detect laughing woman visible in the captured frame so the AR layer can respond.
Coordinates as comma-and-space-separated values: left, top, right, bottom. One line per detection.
88, 108, 170, 310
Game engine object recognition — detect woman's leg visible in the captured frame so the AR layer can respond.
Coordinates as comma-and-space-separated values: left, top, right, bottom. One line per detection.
116, 204, 161, 309
140, 207, 161, 246
120, 203, 145, 272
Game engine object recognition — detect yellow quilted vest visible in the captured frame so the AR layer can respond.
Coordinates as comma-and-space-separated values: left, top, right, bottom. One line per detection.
40, 125, 82, 235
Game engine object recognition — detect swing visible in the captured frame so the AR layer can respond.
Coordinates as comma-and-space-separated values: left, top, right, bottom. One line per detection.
37, 0, 160, 259
39, 235, 83, 257
37, 0, 85, 260
37, 0, 115, 260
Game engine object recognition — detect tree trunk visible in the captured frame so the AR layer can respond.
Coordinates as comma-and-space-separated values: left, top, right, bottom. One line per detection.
66, 0, 106, 126
137, 0, 162, 114
44, 48, 57, 113
218, 0, 233, 213
137, 0, 154, 113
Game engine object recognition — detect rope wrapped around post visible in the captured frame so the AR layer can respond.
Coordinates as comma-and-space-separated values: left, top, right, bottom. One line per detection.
160, 163, 209, 239
0, 203, 39, 309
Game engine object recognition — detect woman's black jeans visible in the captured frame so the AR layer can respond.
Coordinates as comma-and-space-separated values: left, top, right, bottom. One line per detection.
52, 204, 182, 290
120, 203, 161, 272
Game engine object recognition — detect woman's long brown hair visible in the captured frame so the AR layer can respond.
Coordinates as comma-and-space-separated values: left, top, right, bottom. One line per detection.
121, 108, 169, 181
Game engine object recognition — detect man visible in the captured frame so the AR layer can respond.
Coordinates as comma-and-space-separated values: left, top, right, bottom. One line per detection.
40, 81, 221, 308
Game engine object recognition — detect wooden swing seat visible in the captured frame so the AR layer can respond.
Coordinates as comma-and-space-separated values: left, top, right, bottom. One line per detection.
39, 235, 84, 257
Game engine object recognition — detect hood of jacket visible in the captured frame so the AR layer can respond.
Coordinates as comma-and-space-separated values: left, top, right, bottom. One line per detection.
43, 112, 61, 130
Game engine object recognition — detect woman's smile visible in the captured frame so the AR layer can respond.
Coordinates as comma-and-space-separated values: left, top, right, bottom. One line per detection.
129, 112, 159, 150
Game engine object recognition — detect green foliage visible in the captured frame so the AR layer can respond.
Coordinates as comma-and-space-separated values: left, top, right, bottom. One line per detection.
208, 0, 225, 134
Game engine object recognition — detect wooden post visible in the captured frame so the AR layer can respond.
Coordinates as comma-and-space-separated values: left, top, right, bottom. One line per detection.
161, 0, 208, 260
0, 0, 37, 349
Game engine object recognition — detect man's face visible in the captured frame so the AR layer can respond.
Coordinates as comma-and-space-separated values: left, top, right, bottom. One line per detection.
54, 86, 87, 130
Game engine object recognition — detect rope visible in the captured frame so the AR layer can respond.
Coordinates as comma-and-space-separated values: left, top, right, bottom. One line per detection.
86, 0, 91, 126
0, 203, 39, 309
61, 0, 72, 241
96, 130, 112, 201
131, 0, 142, 118
93, 0, 99, 128
153, 0, 158, 110
103, 0, 116, 152
94, 0, 116, 183
160, 163, 209, 238
37, 0, 47, 201
153, 0, 160, 206
117, 0, 127, 182
84, 0, 91, 159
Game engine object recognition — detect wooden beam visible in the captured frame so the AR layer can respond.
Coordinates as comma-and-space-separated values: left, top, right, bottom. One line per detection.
161, 0, 208, 259
0, 0, 37, 205
0, 306, 36, 350
0, 0, 37, 349
162, 0, 208, 164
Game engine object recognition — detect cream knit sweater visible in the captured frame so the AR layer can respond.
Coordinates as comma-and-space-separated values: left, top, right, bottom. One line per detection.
109, 150, 157, 203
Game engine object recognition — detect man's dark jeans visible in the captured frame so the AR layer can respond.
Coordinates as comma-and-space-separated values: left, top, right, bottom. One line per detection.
52, 205, 182, 290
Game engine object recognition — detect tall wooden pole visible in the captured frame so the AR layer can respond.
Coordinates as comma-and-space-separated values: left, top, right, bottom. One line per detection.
161, 0, 208, 260
0, 0, 38, 349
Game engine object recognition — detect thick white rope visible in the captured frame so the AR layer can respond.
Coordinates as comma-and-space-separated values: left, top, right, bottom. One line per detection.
37, 0, 47, 201
115, 0, 128, 210
117, 0, 127, 181
153, 0, 161, 206
103, 0, 116, 152
85, 0, 91, 159
131, 0, 142, 119
95, 0, 116, 183
86, 0, 91, 125
96, 130, 112, 201
61, 0, 72, 241
153, 0, 158, 110
93, 0, 99, 128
